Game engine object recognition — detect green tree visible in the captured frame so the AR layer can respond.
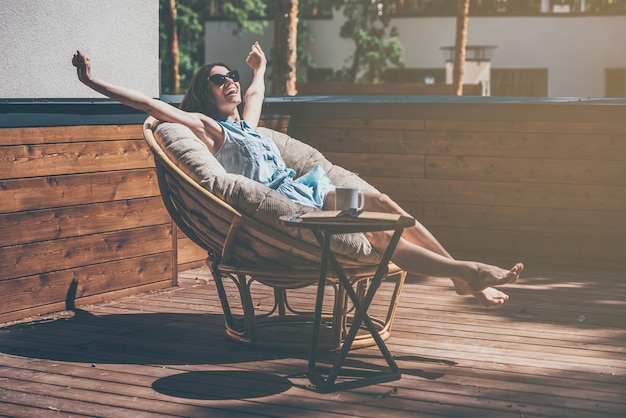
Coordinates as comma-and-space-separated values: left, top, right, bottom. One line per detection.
585, 0, 626, 13
159, 1, 405, 94
198, 0, 267, 35
160, 0, 267, 94
159, 0, 203, 94
331, 0, 404, 83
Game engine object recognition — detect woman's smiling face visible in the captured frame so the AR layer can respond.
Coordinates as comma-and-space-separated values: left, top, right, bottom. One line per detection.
208, 65, 242, 112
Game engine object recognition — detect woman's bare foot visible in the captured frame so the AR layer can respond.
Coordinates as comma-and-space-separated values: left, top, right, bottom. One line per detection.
464, 262, 523, 292
473, 287, 509, 308
452, 278, 510, 308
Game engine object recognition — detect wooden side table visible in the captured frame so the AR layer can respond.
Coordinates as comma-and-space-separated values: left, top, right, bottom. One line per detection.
281, 212, 415, 393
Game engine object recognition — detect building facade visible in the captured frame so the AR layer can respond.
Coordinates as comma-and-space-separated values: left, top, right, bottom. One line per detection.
205, 11, 626, 98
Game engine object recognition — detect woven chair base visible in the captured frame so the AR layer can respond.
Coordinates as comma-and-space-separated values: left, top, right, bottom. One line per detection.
211, 259, 406, 350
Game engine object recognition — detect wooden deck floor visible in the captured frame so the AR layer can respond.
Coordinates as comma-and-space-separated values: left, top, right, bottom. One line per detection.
1, 263, 625, 417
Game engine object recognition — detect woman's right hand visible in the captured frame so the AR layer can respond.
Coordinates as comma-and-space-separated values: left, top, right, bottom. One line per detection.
72, 50, 92, 83
245, 42, 266, 73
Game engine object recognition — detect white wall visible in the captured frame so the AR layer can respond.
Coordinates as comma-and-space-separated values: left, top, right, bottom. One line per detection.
461, 16, 626, 97
205, 13, 626, 98
0, 0, 159, 99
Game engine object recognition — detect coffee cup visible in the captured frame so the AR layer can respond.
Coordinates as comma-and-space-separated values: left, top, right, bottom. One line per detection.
334, 186, 364, 211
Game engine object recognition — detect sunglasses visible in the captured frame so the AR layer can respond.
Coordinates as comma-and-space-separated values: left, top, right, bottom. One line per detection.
207, 70, 240, 86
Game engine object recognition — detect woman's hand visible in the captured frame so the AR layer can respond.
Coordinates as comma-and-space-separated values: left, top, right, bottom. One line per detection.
245, 42, 266, 73
242, 42, 266, 130
72, 50, 92, 83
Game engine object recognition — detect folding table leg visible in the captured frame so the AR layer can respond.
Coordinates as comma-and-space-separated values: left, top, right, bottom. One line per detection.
307, 228, 404, 393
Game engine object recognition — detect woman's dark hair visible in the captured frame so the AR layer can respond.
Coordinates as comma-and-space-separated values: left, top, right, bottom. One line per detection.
179, 62, 231, 118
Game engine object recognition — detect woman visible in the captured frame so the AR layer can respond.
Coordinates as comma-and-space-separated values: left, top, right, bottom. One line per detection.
72, 43, 523, 308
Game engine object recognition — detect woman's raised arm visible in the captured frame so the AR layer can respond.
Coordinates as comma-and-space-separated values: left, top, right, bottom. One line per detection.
241, 42, 267, 130
72, 50, 215, 136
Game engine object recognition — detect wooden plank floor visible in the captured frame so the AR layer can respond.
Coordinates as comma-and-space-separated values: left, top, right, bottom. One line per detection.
1, 263, 625, 417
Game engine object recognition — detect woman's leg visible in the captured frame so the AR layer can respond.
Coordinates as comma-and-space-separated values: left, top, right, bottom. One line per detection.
366, 230, 523, 296
325, 191, 439, 250
360, 192, 448, 252
351, 191, 520, 307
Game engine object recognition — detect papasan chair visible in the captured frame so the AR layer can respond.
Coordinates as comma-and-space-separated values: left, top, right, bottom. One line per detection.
143, 116, 407, 349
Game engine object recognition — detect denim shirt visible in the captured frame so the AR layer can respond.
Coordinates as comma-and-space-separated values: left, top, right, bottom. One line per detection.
213, 118, 334, 209
215, 118, 295, 189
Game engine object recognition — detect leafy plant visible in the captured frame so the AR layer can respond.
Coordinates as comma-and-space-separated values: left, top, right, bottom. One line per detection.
159, 0, 405, 93
159, 0, 203, 94
330, 0, 404, 83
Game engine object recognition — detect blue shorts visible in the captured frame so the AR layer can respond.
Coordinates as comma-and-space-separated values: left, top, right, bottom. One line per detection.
275, 165, 335, 210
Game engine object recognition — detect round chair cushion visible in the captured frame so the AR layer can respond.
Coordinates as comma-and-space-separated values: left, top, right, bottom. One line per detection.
154, 122, 381, 266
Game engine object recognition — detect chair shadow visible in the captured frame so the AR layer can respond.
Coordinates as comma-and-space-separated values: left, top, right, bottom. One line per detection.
0, 309, 306, 400
0, 309, 288, 366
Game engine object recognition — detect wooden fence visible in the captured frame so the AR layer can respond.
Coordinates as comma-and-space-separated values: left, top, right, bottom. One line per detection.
0, 123, 174, 323
276, 98, 626, 270
2, 97, 625, 322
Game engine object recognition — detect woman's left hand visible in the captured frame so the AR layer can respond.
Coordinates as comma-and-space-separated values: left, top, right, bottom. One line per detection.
72, 50, 93, 83
246, 42, 266, 72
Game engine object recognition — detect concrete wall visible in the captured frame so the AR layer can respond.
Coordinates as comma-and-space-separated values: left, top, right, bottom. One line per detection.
0, 0, 159, 99
205, 13, 626, 98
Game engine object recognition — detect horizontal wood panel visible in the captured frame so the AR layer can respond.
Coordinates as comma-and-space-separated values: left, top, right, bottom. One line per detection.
177, 260, 206, 272
0, 224, 172, 281
0, 168, 160, 213
426, 119, 626, 135
174, 227, 207, 269
0, 122, 176, 321
395, 200, 425, 221
289, 118, 426, 131
288, 127, 439, 155
315, 152, 626, 186
177, 236, 208, 265
0, 139, 154, 179
0, 280, 173, 325
371, 177, 626, 212
290, 125, 626, 161
426, 155, 626, 186
430, 226, 626, 266
259, 118, 290, 133
437, 131, 626, 160
324, 152, 425, 178
452, 249, 626, 271
292, 116, 626, 136
0, 125, 143, 145
0, 197, 169, 247
287, 109, 626, 269
423, 202, 626, 236
0, 254, 173, 316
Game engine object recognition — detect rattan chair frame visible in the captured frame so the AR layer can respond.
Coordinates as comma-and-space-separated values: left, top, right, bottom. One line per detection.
143, 116, 406, 349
